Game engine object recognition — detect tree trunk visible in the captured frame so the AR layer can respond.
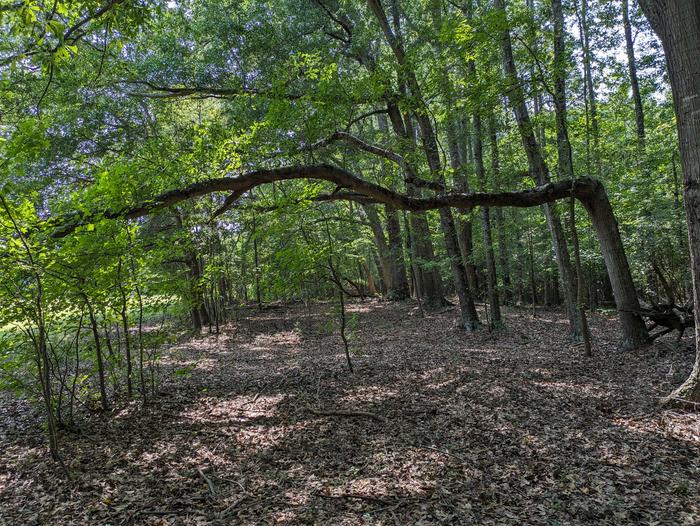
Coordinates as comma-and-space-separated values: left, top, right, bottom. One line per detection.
364, 204, 409, 300
622, 0, 646, 149
83, 295, 109, 411
581, 184, 649, 349
494, 0, 579, 339
489, 117, 512, 304
386, 101, 445, 308
640, 0, 700, 403
385, 205, 410, 299
552, 0, 592, 353
473, 112, 501, 324
364, 204, 393, 287
447, 115, 479, 294
116, 258, 133, 398
368, 0, 478, 328
579, 0, 601, 176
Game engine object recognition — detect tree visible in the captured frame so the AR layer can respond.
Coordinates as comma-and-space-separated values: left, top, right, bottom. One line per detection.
639, 0, 700, 404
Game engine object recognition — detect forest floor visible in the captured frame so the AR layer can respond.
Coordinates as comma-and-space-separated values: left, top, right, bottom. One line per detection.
1, 301, 699, 525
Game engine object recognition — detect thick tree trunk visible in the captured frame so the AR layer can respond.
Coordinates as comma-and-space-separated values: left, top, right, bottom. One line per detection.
364, 204, 393, 288
581, 184, 649, 349
364, 204, 409, 300
622, 0, 646, 149
385, 205, 410, 299
640, 0, 700, 403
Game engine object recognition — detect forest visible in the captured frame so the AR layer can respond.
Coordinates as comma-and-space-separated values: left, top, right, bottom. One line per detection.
0, 0, 699, 524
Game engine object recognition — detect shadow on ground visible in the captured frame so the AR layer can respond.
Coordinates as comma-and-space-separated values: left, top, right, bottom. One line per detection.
1, 300, 698, 525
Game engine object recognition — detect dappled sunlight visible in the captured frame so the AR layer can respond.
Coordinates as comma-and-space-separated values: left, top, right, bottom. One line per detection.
1, 302, 698, 524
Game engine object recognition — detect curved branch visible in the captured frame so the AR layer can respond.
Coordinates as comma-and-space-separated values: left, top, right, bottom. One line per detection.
49, 163, 600, 238
305, 132, 444, 191
306, 131, 404, 164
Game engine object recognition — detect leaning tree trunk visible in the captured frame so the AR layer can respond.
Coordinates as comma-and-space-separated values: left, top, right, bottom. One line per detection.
582, 183, 649, 349
640, 0, 700, 404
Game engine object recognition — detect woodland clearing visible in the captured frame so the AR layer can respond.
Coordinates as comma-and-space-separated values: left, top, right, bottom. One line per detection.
1, 301, 698, 526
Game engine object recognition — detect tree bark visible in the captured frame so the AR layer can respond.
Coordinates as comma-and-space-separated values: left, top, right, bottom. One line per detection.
552, 0, 593, 353
385, 205, 410, 299
489, 116, 512, 304
364, 204, 409, 299
639, 0, 700, 403
83, 295, 109, 411
494, 0, 580, 340
473, 112, 501, 323
622, 0, 646, 149
581, 184, 649, 349
386, 102, 445, 308
364, 204, 393, 288
447, 115, 479, 294
367, 0, 478, 328
578, 0, 602, 176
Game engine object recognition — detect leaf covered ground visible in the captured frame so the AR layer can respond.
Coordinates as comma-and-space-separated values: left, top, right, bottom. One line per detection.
1, 301, 699, 525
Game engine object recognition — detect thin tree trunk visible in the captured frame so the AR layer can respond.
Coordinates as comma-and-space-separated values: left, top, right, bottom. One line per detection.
622, 0, 646, 149
494, 0, 579, 339
579, 0, 601, 176
252, 210, 262, 310
473, 112, 501, 323
368, 0, 479, 328
489, 116, 512, 304
552, 0, 592, 353
386, 101, 445, 308
116, 258, 133, 398
451, 116, 480, 294
83, 295, 109, 410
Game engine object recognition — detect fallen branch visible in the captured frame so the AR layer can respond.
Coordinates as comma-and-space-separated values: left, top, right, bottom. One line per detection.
197, 467, 217, 497
307, 406, 386, 422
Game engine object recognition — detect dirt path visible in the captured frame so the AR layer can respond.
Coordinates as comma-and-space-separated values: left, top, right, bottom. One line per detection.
1, 301, 699, 525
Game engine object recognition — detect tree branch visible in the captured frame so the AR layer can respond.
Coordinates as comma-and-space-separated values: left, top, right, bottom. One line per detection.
47, 164, 601, 238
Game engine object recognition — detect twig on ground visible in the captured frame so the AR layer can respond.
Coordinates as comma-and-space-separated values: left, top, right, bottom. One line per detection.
197, 467, 217, 497
307, 406, 387, 422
